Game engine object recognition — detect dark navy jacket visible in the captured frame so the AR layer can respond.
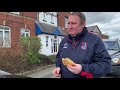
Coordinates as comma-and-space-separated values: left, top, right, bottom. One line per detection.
56, 27, 111, 78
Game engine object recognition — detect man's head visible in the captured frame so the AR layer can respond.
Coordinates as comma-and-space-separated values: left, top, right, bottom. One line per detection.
67, 12, 86, 37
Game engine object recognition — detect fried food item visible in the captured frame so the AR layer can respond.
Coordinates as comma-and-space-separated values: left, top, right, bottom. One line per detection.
62, 58, 75, 66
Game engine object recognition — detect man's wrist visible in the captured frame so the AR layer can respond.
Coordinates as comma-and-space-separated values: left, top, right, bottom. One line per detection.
79, 64, 84, 74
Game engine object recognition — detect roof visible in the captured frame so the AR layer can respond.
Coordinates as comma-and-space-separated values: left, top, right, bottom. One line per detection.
102, 39, 118, 41
57, 27, 67, 36
99, 33, 109, 37
35, 21, 66, 36
35, 21, 103, 37
87, 25, 101, 33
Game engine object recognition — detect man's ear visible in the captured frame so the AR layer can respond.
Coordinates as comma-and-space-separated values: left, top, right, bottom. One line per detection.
84, 21, 86, 26
81, 21, 86, 28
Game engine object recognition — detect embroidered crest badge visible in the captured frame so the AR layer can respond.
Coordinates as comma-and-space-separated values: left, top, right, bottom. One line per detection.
81, 42, 88, 50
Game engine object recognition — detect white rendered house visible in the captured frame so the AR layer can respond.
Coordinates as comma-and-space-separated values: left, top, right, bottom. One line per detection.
36, 12, 66, 55
38, 12, 58, 27
35, 21, 66, 56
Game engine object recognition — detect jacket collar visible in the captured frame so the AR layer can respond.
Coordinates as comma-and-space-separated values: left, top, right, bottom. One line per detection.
68, 27, 88, 41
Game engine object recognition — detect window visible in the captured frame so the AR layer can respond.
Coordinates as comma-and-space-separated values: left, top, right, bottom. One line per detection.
50, 13, 54, 24
10, 12, 19, 15
0, 25, 11, 47
51, 38, 59, 53
54, 35, 57, 39
51, 39, 53, 53
43, 12, 47, 22
21, 28, 30, 37
65, 16, 68, 28
54, 40, 57, 52
46, 36, 49, 47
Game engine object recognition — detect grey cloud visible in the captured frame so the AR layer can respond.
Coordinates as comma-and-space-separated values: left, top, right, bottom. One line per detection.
82, 12, 120, 39
83, 12, 116, 25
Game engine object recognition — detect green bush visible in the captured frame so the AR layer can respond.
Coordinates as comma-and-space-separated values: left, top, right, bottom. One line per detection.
39, 54, 52, 64
20, 36, 42, 64
48, 55, 56, 63
39, 54, 56, 64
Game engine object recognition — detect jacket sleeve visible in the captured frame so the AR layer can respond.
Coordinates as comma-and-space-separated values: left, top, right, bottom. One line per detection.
80, 38, 111, 78
56, 41, 63, 68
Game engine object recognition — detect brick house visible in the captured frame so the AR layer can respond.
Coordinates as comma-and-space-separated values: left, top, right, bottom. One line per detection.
57, 12, 69, 34
0, 12, 37, 49
0, 12, 67, 49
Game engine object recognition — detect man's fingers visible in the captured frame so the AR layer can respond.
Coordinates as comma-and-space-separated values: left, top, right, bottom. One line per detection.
67, 65, 76, 70
57, 69, 60, 74
52, 69, 57, 74
55, 74, 61, 77
52, 68, 61, 77
67, 66, 75, 73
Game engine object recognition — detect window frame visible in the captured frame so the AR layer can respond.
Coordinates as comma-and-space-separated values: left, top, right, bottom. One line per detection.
51, 38, 59, 53
50, 13, 54, 24
46, 36, 49, 47
0, 25, 11, 48
43, 12, 47, 22
20, 28, 30, 37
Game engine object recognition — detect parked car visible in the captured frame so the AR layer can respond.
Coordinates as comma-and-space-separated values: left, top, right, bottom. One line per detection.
103, 39, 120, 76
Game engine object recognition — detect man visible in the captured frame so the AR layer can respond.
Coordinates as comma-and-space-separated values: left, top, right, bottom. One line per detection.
52, 12, 111, 78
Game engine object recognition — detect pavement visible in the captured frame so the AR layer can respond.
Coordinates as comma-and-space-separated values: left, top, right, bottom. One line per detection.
15, 64, 115, 78
17, 64, 60, 78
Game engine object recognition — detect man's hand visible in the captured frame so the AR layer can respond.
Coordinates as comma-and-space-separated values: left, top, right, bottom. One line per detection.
52, 67, 61, 77
67, 64, 82, 74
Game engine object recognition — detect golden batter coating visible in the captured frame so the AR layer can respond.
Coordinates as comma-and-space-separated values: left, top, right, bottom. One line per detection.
62, 58, 75, 66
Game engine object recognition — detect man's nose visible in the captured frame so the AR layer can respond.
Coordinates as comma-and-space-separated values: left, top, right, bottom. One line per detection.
68, 24, 72, 28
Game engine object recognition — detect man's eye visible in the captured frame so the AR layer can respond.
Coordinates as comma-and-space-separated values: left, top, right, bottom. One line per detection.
72, 23, 76, 25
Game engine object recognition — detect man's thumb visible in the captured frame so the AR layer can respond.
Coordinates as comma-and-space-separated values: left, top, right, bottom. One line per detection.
57, 68, 60, 74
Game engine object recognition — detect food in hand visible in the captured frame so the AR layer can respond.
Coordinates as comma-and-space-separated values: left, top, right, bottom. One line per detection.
62, 58, 75, 66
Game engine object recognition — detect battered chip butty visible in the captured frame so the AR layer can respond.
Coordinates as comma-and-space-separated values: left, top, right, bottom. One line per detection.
62, 58, 76, 66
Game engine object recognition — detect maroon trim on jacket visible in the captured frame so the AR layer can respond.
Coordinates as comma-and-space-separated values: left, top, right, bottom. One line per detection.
80, 71, 93, 78
69, 39, 79, 48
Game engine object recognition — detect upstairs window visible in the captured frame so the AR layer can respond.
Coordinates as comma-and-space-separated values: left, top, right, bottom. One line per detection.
43, 12, 47, 22
21, 28, 30, 37
50, 13, 54, 24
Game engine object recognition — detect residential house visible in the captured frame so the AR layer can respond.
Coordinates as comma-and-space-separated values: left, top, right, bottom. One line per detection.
36, 12, 66, 55
86, 25, 109, 39
0, 12, 37, 49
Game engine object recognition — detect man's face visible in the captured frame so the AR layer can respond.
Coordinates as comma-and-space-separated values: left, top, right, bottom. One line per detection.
67, 15, 85, 37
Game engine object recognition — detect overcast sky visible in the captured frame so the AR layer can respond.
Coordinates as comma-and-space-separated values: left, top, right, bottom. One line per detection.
82, 12, 120, 39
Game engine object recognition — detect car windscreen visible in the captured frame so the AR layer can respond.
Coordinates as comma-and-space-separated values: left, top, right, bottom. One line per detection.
103, 41, 120, 50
